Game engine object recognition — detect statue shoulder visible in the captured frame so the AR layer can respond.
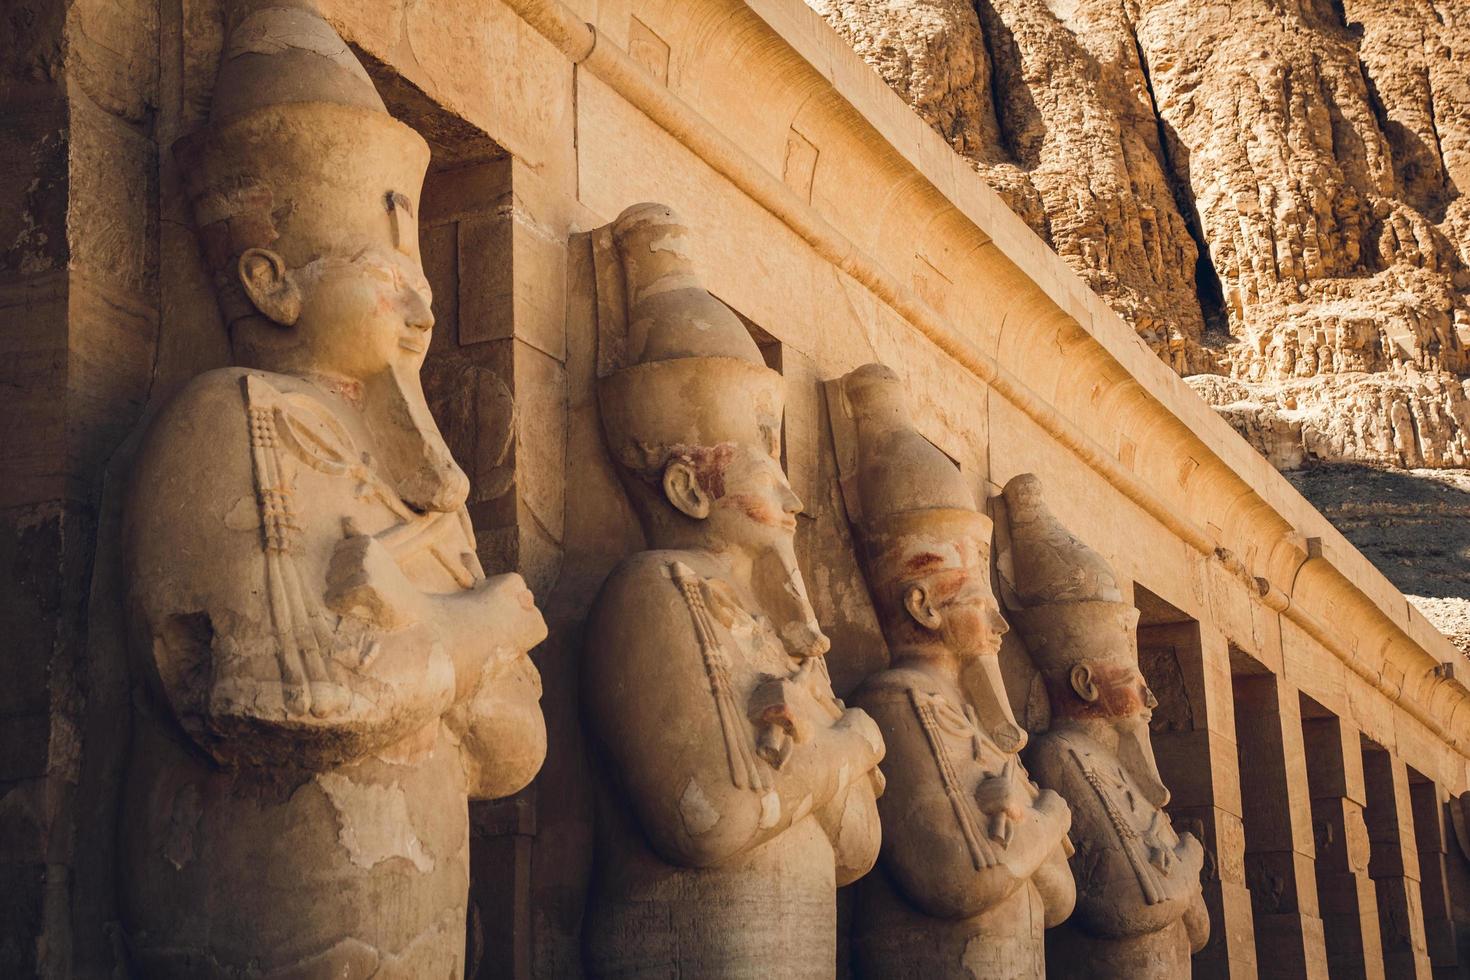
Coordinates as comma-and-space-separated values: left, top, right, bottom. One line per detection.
862, 666, 947, 695
133, 368, 274, 478
143, 366, 255, 438
128, 369, 262, 527
855, 666, 946, 708
587, 550, 709, 652
593, 549, 728, 613
1025, 729, 1086, 780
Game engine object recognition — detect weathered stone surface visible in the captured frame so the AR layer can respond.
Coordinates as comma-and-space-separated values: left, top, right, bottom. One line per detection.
835, 364, 1074, 978
583, 204, 883, 977
808, 0, 1470, 469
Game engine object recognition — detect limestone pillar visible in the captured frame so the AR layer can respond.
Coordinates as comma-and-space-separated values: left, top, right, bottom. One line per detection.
1231, 673, 1329, 978
1407, 775, 1461, 977
1300, 709, 1385, 979
1138, 621, 1256, 979
1361, 744, 1433, 978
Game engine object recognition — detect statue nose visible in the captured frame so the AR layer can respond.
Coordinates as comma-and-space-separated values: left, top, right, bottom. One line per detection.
404, 288, 435, 331
780, 483, 803, 515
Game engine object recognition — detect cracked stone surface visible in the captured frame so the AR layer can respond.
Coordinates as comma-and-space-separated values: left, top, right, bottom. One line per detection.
809, 0, 1470, 469
810, 0, 1470, 650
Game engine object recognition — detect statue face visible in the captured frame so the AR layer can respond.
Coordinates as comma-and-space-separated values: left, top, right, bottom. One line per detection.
660, 443, 827, 657
237, 237, 467, 512
236, 240, 434, 382
935, 558, 1008, 662
700, 445, 803, 554
1051, 660, 1157, 722
292, 245, 435, 382
890, 541, 1024, 749
1093, 664, 1157, 722
896, 536, 1004, 659
1048, 659, 1170, 803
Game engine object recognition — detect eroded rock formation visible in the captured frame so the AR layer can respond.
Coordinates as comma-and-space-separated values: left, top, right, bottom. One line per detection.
808, 0, 1470, 468
809, 0, 1470, 649
808, 0, 1207, 371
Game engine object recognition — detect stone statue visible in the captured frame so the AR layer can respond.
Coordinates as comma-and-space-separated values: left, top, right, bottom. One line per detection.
583, 203, 885, 978
1000, 474, 1209, 979
835, 365, 1075, 978
119, 6, 548, 975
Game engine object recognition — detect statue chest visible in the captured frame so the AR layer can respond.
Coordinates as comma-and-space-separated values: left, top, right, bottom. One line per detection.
1070, 746, 1176, 847
241, 373, 480, 596
909, 689, 1012, 782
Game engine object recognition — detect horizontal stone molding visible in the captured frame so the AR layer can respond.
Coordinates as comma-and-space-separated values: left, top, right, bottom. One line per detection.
495, 0, 1470, 768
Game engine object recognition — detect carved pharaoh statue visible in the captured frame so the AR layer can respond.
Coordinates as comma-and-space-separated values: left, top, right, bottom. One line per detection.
1000, 474, 1209, 979
836, 365, 1075, 978
119, 6, 547, 975
583, 203, 885, 978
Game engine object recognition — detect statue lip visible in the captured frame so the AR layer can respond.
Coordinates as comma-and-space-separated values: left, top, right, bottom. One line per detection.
398, 335, 428, 354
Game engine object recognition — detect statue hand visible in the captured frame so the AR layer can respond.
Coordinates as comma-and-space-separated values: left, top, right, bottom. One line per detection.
975, 760, 1053, 844
974, 760, 1030, 821
470, 572, 548, 655
325, 533, 426, 629
749, 674, 820, 745
834, 705, 884, 769
1175, 829, 1205, 875
1183, 889, 1211, 951
1034, 788, 1070, 827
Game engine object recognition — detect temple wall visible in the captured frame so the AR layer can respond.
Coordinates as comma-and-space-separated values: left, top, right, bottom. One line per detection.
4, 0, 1470, 977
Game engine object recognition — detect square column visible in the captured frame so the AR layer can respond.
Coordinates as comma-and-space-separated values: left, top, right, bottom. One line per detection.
1361, 744, 1432, 979
1137, 616, 1256, 979
1407, 774, 1461, 978
1231, 672, 1329, 978
1299, 705, 1385, 979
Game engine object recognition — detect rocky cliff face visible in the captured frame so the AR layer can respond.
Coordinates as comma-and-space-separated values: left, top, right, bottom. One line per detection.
810, 0, 1470, 466
809, 0, 1470, 647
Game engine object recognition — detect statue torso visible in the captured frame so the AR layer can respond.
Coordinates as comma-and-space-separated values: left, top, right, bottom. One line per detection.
854, 671, 1048, 980
119, 367, 499, 977
1027, 726, 1199, 979
582, 549, 857, 979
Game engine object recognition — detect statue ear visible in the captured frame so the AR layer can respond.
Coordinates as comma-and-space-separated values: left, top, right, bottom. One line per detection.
903, 583, 943, 631
1070, 663, 1100, 703
662, 459, 711, 520
238, 248, 302, 326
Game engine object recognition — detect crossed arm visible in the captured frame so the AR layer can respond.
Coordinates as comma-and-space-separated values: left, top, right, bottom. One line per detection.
583, 561, 883, 869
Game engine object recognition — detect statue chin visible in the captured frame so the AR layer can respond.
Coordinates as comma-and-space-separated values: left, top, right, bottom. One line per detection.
1116, 718, 1170, 809
363, 364, 470, 513
753, 542, 830, 658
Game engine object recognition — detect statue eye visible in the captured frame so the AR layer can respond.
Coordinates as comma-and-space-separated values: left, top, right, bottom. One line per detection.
385, 191, 415, 252
385, 190, 414, 217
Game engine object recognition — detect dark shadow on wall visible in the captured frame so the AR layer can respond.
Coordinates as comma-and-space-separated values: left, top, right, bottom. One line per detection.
972, 0, 1045, 169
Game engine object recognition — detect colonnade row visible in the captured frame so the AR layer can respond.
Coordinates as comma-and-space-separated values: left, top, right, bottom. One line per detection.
1136, 591, 1468, 979
72, 5, 1470, 977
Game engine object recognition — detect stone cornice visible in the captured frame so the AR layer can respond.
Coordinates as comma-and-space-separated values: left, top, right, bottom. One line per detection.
486, 0, 1470, 768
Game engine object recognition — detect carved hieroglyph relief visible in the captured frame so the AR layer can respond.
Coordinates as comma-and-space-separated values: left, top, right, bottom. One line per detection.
1000, 474, 1210, 979
118, 5, 547, 975
832, 364, 1075, 979
582, 203, 885, 978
